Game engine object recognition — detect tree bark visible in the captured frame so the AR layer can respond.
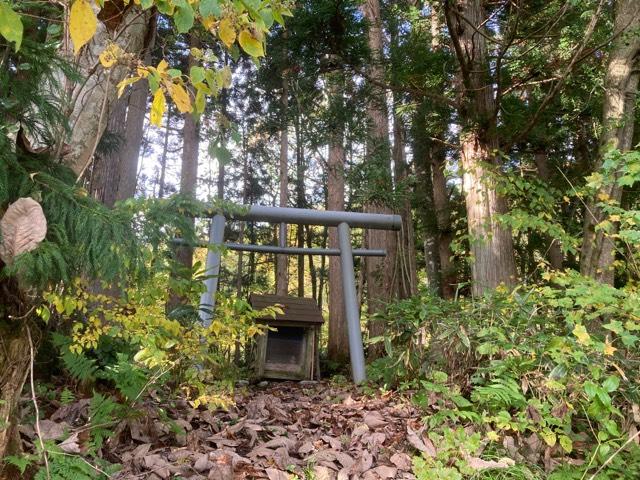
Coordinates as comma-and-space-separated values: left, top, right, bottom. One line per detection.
276, 74, 289, 296
158, 109, 171, 199
305, 225, 317, 301
393, 107, 418, 299
326, 73, 348, 362
361, 0, 398, 358
58, 6, 151, 177
0, 324, 31, 464
445, 0, 517, 296
533, 151, 563, 270
167, 39, 200, 312
87, 95, 128, 207
581, 0, 640, 283
115, 14, 156, 202
431, 148, 457, 297
295, 109, 305, 297
0, 273, 33, 463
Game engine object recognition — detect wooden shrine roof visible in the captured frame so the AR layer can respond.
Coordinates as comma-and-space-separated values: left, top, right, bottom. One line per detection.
249, 294, 324, 325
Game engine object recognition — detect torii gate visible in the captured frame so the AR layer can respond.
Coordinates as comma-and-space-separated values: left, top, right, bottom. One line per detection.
195, 205, 401, 383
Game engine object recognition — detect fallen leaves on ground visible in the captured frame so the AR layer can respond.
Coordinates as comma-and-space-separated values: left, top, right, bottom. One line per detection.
20, 381, 433, 479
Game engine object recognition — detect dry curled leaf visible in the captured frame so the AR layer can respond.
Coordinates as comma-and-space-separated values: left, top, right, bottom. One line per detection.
465, 455, 515, 470
0, 197, 47, 264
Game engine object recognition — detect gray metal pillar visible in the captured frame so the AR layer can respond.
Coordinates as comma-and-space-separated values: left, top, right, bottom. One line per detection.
199, 213, 226, 326
338, 222, 367, 384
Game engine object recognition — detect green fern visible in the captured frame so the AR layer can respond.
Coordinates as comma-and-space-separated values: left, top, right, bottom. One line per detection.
34, 449, 118, 480
59, 388, 75, 405
470, 377, 527, 412
88, 393, 121, 453
51, 333, 98, 383
99, 353, 149, 402
4, 453, 37, 475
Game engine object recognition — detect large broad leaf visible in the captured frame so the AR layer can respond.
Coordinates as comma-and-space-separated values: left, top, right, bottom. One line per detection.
0, 197, 47, 264
0, 1, 23, 51
218, 17, 236, 48
70, 0, 97, 55
169, 83, 192, 113
238, 30, 264, 57
173, 0, 194, 34
199, 0, 221, 18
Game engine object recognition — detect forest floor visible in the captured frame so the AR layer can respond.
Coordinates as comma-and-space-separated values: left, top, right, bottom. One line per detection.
22, 380, 427, 479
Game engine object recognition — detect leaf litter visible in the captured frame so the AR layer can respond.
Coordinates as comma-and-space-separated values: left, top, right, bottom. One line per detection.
19, 381, 435, 479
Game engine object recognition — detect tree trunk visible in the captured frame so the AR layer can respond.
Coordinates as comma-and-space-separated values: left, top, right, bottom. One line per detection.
173, 111, 200, 271
276, 68, 289, 296
158, 109, 171, 199
234, 143, 249, 365
115, 14, 156, 202
392, 106, 418, 299
445, 0, 517, 296
533, 151, 563, 270
361, 0, 398, 358
295, 110, 305, 297
0, 324, 31, 463
412, 111, 442, 293
58, 7, 151, 177
167, 39, 200, 312
175, 42, 201, 271
460, 133, 517, 294
326, 85, 348, 362
318, 226, 327, 310
0, 274, 33, 463
581, 0, 640, 283
87, 95, 128, 207
305, 225, 317, 301
431, 148, 457, 297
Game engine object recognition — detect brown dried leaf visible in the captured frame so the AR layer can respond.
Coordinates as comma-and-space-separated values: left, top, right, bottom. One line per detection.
363, 411, 387, 429
0, 197, 47, 263
59, 433, 82, 454
39, 420, 69, 440
265, 468, 289, 480
406, 425, 436, 457
465, 456, 516, 470
390, 452, 412, 471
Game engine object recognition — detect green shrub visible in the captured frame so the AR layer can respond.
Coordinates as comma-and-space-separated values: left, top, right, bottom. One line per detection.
372, 274, 640, 478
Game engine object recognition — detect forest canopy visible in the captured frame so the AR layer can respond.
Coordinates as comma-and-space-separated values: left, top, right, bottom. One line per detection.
1, 0, 640, 479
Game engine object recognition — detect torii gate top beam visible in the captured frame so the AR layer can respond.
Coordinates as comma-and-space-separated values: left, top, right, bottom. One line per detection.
202, 205, 402, 231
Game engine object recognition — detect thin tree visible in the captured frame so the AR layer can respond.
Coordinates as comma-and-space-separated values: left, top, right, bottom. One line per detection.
361, 0, 398, 357
581, 0, 640, 284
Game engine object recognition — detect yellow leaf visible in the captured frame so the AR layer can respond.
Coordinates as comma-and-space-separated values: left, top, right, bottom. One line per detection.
70, 0, 97, 55
99, 43, 122, 68
202, 16, 215, 31
609, 214, 620, 222
136, 66, 150, 78
150, 88, 166, 126
238, 30, 264, 57
157, 59, 169, 74
597, 192, 610, 201
116, 76, 141, 97
572, 324, 591, 345
218, 17, 236, 48
604, 340, 617, 356
169, 82, 192, 113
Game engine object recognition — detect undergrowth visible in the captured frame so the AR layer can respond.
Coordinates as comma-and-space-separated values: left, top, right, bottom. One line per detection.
368, 273, 640, 479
